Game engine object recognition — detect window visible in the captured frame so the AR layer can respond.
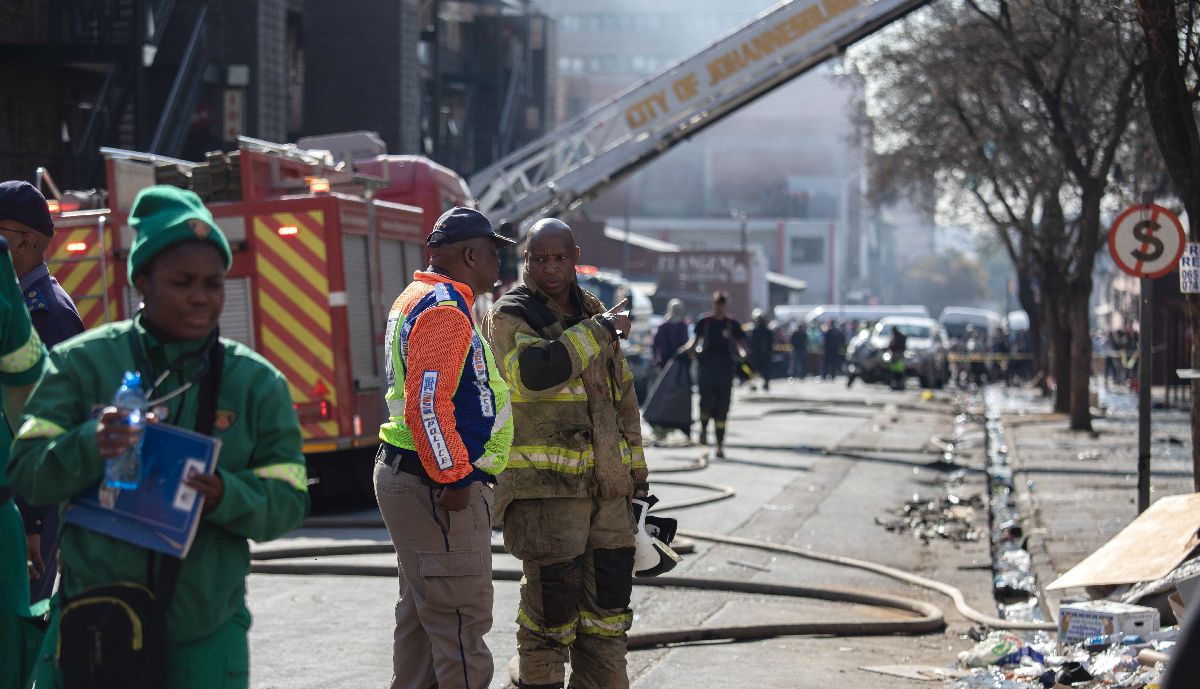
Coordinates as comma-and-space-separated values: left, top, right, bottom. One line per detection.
790, 237, 824, 265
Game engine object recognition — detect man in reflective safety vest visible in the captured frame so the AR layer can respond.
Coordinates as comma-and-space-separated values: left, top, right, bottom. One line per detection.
485, 218, 648, 689
375, 207, 514, 689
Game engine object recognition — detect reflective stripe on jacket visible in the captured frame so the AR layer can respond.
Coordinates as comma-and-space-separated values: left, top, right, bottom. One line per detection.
484, 279, 647, 512
378, 271, 513, 486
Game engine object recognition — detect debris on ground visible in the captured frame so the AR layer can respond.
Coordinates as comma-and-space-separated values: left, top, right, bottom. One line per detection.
944, 625, 1176, 688
875, 491, 985, 544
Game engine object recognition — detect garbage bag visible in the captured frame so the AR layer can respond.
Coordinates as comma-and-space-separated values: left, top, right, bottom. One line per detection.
642, 356, 693, 433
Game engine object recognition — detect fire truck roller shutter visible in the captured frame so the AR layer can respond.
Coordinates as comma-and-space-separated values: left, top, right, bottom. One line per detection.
403, 242, 424, 281
219, 277, 255, 347
378, 239, 407, 318
342, 234, 378, 384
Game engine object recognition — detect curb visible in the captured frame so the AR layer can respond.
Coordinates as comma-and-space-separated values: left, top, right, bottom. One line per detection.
1003, 412, 1065, 622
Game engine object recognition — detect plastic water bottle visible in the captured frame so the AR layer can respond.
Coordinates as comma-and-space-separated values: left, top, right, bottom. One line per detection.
103, 371, 146, 490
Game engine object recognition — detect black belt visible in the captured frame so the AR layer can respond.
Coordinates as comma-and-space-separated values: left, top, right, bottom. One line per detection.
377, 443, 435, 486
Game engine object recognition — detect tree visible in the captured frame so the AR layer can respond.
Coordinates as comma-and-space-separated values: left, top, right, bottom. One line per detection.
853, 0, 1144, 429
1135, 0, 1200, 488
965, 0, 1143, 432
897, 252, 992, 318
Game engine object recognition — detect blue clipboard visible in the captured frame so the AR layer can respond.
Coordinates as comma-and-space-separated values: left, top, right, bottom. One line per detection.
65, 423, 221, 558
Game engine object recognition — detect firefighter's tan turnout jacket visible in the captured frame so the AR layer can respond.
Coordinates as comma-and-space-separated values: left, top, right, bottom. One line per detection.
484, 278, 648, 518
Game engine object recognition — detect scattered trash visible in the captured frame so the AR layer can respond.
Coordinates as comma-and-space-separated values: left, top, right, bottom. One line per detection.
959, 631, 1046, 668
994, 571, 1039, 603
875, 491, 984, 544
1057, 600, 1160, 645
1120, 555, 1200, 623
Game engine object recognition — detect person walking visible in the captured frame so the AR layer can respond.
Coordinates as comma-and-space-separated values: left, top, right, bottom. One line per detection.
747, 309, 774, 392
485, 218, 649, 689
374, 207, 515, 689
820, 322, 840, 380
651, 298, 688, 370
886, 325, 908, 390
789, 320, 809, 379
7, 186, 310, 689
0, 180, 86, 605
0, 237, 48, 689
682, 292, 747, 457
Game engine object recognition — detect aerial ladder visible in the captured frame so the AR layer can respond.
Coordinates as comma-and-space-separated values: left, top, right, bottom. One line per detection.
470, 0, 932, 230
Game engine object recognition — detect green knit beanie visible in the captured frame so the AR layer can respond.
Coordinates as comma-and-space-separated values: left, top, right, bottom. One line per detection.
127, 185, 232, 286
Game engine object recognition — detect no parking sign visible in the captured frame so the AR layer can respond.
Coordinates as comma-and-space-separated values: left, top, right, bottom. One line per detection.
1109, 204, 1186, 279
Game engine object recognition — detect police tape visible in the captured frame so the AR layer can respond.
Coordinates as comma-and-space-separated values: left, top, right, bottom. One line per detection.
946, 352, 1035, 363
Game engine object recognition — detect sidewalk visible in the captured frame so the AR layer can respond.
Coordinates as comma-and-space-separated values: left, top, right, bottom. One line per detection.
993, 382, 1195, 618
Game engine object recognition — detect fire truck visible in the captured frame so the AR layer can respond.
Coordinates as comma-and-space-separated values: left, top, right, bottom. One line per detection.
39, 137, 471, 498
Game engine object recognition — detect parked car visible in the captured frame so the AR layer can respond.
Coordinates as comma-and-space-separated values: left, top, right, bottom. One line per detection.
852, 316, 951, 389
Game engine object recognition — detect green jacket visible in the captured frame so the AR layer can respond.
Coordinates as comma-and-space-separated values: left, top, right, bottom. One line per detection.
0, 251, 46, 488
484, 277, 647, 516
6, 315, 309, 643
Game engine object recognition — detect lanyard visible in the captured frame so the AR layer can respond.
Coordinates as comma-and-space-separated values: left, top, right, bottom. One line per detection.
128, 318, 218, 408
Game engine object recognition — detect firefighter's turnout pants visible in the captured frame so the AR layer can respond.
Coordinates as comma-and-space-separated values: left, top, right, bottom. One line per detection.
375, 459, 495, 689
504, 496, 636, 689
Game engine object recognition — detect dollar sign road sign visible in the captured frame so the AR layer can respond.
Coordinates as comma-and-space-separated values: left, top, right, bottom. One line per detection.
1109, 204, 1186, 279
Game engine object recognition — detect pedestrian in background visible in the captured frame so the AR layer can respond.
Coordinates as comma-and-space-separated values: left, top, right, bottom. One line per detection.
374, 207, 514, 689
486, 218, 648, 689
8, 186, 310, 689
816, 321, 835, 381
747, 309, 774, 392
789, 320, 809, 379
0, 180, 86, 606
651, 298, 688, 370
0, 238, 48, 689
682, 291, 747, 457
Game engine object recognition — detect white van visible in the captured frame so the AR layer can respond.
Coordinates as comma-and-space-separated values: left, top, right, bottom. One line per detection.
939, 307, 1004, 342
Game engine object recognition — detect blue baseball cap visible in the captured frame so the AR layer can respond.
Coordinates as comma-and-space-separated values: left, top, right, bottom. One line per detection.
426, 207, 515, 247
0, 181, 54, 237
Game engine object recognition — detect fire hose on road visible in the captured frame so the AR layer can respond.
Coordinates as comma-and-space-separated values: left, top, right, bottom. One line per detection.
255, 438, 1054, 648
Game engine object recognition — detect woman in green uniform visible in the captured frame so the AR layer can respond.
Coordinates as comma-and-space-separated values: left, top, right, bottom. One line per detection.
6, 186, 310, 689
0, 238, 48, 689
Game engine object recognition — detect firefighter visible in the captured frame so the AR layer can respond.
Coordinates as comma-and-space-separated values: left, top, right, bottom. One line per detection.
0, 237, 49, 689
374, 206, 515, 689
0, 180, 86, 605
484, 218, 648, 689
7, 186, 310, 689
681, 291, 747, 458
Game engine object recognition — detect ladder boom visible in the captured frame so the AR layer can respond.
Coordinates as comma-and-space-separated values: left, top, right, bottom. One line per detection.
470, 0, 931, 229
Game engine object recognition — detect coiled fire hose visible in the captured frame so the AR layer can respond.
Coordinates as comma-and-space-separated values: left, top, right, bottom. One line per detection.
255, 430, 1054, 647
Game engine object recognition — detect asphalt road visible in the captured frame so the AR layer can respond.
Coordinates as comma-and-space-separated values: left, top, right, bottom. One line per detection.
245, 378, 998, 689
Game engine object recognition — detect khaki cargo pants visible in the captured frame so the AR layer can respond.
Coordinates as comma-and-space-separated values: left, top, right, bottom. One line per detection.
502, 496, 636, 689
375, 460, 495, 689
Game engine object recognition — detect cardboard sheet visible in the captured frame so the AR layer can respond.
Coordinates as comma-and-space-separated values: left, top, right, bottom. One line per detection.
1047, 493, 1200, 590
